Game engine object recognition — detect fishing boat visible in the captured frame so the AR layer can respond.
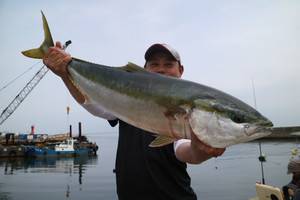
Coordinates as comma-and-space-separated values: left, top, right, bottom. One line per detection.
25, 138, 96, 157
249, 183, 284, 200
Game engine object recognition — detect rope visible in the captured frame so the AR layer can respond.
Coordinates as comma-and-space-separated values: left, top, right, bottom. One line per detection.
0, 61, 42, 93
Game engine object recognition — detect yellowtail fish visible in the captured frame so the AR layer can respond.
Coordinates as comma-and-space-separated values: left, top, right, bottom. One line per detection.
22, 12, 273, 148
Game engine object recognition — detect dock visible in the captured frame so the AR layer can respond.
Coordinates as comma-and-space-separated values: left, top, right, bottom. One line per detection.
0, 123, 98, 158
261, 126, 300, 140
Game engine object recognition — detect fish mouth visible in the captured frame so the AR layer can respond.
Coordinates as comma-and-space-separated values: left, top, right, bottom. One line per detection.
243, 120, 273, 136
253, 120, 273, 134
256, 120, 273, 128
254, 126, 273, 134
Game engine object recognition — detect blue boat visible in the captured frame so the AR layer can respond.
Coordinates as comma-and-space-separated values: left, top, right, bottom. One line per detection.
25, 138, 93, 157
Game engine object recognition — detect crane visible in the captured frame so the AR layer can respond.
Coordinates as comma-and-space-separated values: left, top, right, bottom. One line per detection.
0, 40, 71, 126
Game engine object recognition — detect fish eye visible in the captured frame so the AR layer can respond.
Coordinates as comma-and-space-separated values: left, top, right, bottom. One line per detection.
229, 113, 245, 124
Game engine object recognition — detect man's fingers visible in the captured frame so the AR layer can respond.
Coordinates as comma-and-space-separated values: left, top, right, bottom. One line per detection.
48, 49, 68, 61
202, 142, 225, 157
211, 148, 226, 157
56, 41, 62, 49
192, 133, 225, 157
189, 126, 226, 157
63, 56, 72, 63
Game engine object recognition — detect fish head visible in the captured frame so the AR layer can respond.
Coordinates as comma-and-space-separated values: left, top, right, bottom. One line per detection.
225, 107, 273, 128
189, 99, 273, 148
194, 98, 273, 127
220, 103, 274, 141
242, 122, 273, 137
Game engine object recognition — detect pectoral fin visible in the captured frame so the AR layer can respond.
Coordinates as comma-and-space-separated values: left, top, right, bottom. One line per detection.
149, 135, 176, 147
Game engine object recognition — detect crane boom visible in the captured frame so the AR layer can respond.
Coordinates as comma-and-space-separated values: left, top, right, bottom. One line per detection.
0, 66, 49, 125
0, 40, 71, 126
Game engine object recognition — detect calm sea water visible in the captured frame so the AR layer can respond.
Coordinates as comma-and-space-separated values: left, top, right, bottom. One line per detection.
0, 132, 296, 200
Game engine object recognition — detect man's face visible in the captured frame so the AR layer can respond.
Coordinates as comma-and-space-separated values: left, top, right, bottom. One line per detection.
145, 52, 184, 78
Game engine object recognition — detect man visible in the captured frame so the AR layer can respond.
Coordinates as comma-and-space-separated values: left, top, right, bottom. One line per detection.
283, 158, 300, 200
43, 42, 225, 200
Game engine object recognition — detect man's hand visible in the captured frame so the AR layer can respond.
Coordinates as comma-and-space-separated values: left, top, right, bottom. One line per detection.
43, 41, 85, 104
43, 41, 72, 78
190, 129, 225, 159
175, 128, 226, 164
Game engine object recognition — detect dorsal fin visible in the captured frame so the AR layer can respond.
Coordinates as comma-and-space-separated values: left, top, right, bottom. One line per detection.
120, 62, 147, 73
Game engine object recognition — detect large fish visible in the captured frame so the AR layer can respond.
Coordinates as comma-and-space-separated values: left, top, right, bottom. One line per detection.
22, 12, 273, 148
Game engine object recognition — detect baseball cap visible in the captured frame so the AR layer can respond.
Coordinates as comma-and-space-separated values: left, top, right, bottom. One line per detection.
144, 43, 181, 62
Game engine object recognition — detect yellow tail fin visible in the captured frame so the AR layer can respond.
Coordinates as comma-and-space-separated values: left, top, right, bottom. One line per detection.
22, 11, 54, 59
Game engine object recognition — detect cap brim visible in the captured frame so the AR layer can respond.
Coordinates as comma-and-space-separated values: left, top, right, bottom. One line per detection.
145, 44, 180, 62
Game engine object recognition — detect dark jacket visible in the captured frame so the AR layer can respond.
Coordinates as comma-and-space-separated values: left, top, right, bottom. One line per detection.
109, 119, 197, 200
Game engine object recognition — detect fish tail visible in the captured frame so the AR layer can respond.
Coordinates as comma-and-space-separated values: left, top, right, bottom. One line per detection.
22, 11, 54, 59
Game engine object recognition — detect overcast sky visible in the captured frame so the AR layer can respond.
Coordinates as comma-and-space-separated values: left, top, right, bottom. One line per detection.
0, 0, 299, 135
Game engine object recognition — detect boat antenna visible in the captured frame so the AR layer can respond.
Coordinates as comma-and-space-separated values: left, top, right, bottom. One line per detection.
252, 78, 266, 184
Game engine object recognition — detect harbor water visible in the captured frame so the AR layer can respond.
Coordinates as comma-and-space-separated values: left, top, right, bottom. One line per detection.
0, 132, 296, 200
